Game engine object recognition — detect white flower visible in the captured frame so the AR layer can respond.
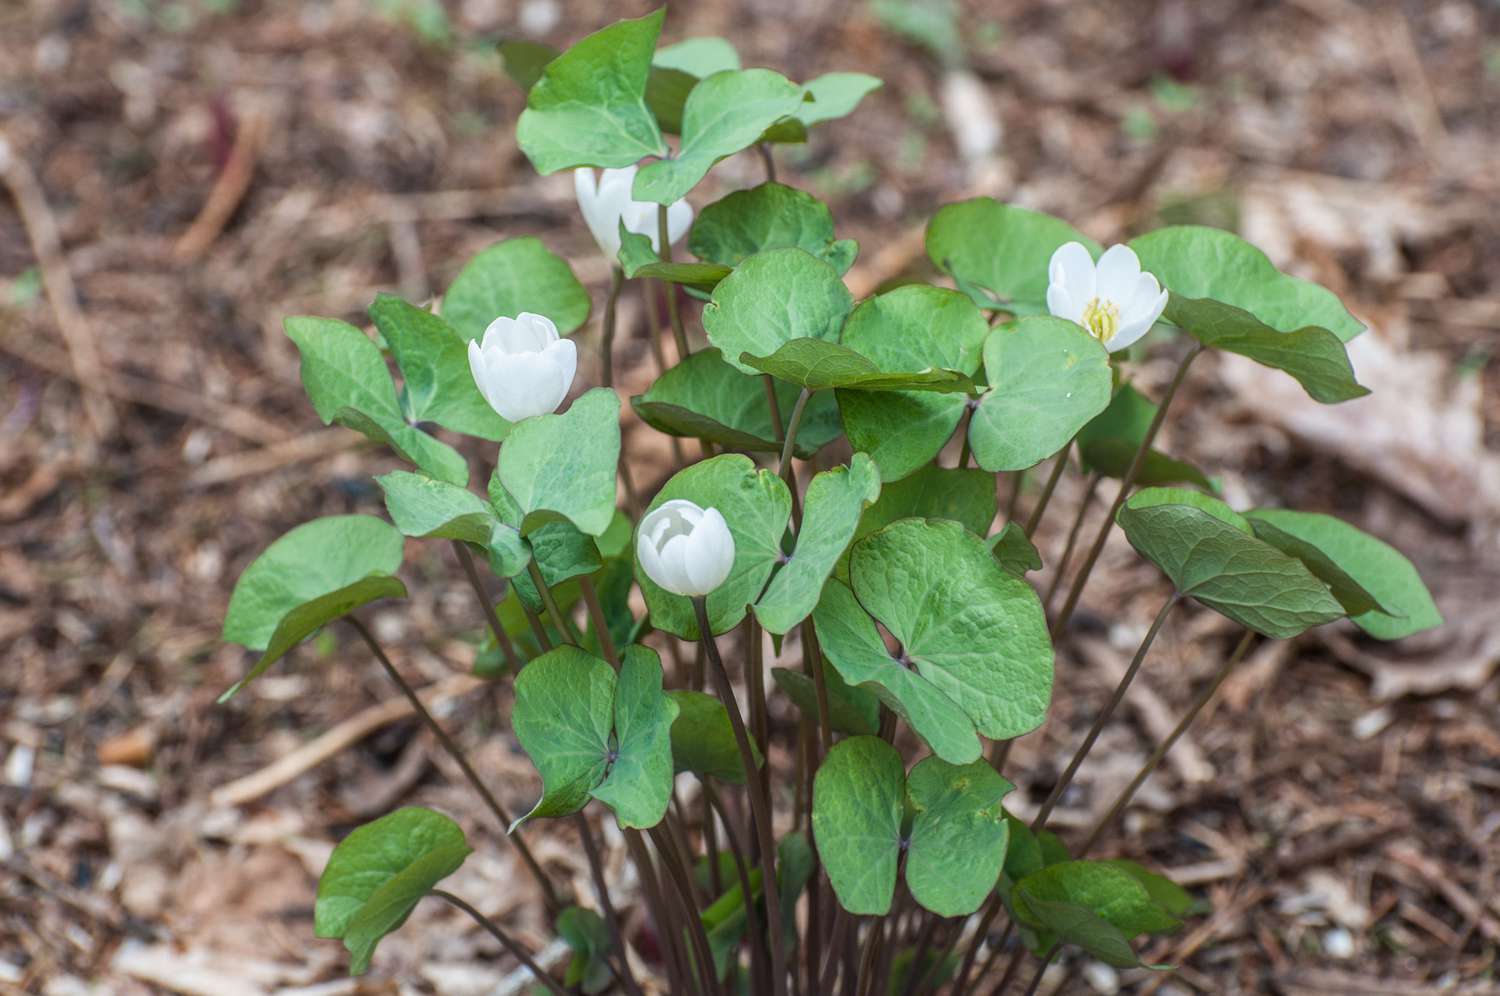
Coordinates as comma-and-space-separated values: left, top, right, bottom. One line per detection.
574, 164, 693, 259
637, 499, 736, 598
1046, 242, 1169, 352
466, 312, 576, 422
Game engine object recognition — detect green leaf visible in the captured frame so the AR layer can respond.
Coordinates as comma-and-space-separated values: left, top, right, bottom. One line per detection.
669, 689, 762, 783
591, 646, 679, 829
702, 248, 853, 376
499, 39, 556, 91
689, 182, 858, 275
1118, 489, 1346, 638
989, 521, 1042, 576
633, 69, 806, 204
796, 72, 882, 126
811, 736, 905, 915
1013, 860, 1182, 944
516, 8, 668, 174
511, 646, 616, 826
926, 199, 1099, 308
643, 66, 698, 135
377, 471, 495, 545
852, 518, 1053, 741
1243, 509, 1441, 640
652, 36, 741, 76
743, 338, 975, 393
754, 454, 881, 634
1012, 895, 1141, 968
1125, 487, 1252, 533
315, 807, 471, 975
770, 663, 881, 736
632, 347, 842, 456
837, 391, 963, 484
557, 906, 614, 994
617, 225, 732, 288
969, 317, 1113, 472
333, 406, 469, 486
1077, 384, 1213, 489
843, 465, 997, 579
1129, 227, 1367, 404
1101, 860, 1194, 918
498, 388, 620, 536
636, 454, 793, 638
442, 236, 591, 341
222, 515, 407, 700
371, 294, 510, 441
1004, 815, 1045, 881
813, 580, 980, 764
905, 757, 1014, 917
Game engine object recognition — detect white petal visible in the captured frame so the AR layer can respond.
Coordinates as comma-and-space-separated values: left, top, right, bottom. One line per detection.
517, 312, 560, 349
480, 315, 518, 351
621, 201, 659, 248
487, 351, 556, 421
1118, 271, 1163, 323
573, 167, 598, 206
657, 533, 698, 595
666, 199, 694, 246
467, 339, 498, 411
1047, 283, 1084, 324
689, 507, 735, 592
1047, 241, 1096, 299
1107, 286, 1167, 352
1094, 244, 1143, 306
637, 528, 669, 591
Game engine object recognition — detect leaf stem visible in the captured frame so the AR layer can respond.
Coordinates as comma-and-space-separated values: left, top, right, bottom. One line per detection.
574, 813, 645, 996
1003, 467, 1027, 524
1052, 344, 1204, 637
658, 205, 690, 361
527, 560, 578, 647
347, 616, 559, 912
519, 596, 553, 651
451, 541, 521, 672
1080, 629, 1256, 856
623, 829, 693, 992
1043, 471, 1102, 612
757, 143, 777, 183
777, 387, 811, 481
986, 935, 1031, 996
705, 780, 771, 994
802, 620, 834, 755
950, 896, 1008, 993
763, 374, 786, 440
1032, 594, 1178, 830
1023, 440, 1071, 538
649, 822, 726, 995
578, 574, 618, 667
600, 264, 625, 389
693, 596, 788, 996
430, 889, 569, 996
1017, 945, 1059, 996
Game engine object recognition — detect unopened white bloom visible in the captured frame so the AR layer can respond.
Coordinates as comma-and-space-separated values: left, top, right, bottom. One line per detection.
637, 499, 735, 598
1046, 242, 1169, 353
574, 164, 693, 259
466, 312, 576, 422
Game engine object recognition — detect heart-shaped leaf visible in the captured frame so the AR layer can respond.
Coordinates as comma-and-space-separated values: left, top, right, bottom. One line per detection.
1011, 860, 1183, 967
754, 454, 882, 634
1118, 488, 1346, 638
636, 454, 793, 638
516, 8, 668, 173
633, 69, 806, 204
443, 237, 590, 341
370, 294, 510, 441
1077, 384, 1213, 489
378, 471, 495, 545
689, 182, 858, 275
904, 756, 1014, 917
1243, 509, 1440, 639
810, 736, 905, 915
926, 199, 1098, 309
743, 339, 975, 393
702, 248, 853, 376
668, 689, 763, 783
589, 646, 679, 828
968, 317, 1113, 472
632, 348, 842, 456
315, 807, 471, 975
770, 663, 881, 736
839, 464, 997, 580
497, 388, 620, 536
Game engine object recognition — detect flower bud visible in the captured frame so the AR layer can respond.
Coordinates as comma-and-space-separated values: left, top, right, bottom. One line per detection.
574, 164, 693, 259
1046, 242, 1169, 353
637, 499, 736, 598
466, 312, 577, 422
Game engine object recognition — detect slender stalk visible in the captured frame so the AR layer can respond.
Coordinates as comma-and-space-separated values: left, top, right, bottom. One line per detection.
519, 597, 553, 652
348, 617, 559, 911
600, 265, 625, 388
578, 574, 618, 667
777, 387, 811, 480
1044, 471, 1102, 612
987, 939, 1031, 996
527, 561, 577, 647
818, 908, 852, 994
451, 541, 521, 672
951, 895, 1007, 993
658, 205, 690, 360
1004, 468, 1027, 524
987, 736, 1012, 773
1032, 594, 1179, 829
693, 596, 788, 996
802, 621, 833, 754
972, 920, 1015, 992
432, 890, 568, 996
1052, 344, 1204, 637
706, 781, 771, 995
957, 406, 973, 468
1080, 630, 1256, 857
757, 142, 777, 182
1016, 946, 1059, 996
763, 374, 786, 441
574, 813, 645, 996
1023, 441, 1071, 538
624, 829, 692, 992
900, 914, 941, 996
649, 823, 725, 996
747, 616, 770, 757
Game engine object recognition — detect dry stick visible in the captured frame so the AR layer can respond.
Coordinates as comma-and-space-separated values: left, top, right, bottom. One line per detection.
649, 823, 725, 996
574, 813, 646, 996
452, 542, 521, 672
1031, 594, 1179, 830
624, 829, 693, 993
1080, 630, 1256, 857
347, 617, 560, 912
431, 890, 569, 996
1023, 441, 1072, 538
527, 561, 579, 647
1052, 344, 1204, 638
600, 265, 625, 389
693, 597, 789, 996
1043, 472, 1102, 612
705, 781, 772, 996
578, 575, 619, 667
658, 205, 691, 361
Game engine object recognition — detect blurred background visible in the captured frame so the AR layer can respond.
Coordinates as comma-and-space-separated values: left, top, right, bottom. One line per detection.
2, 0, 1499, 992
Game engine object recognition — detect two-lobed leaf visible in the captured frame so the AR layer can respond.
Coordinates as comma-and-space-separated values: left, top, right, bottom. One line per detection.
926, 199, 1098, 309
702, 248, 853, 376
443, 237, 590, 342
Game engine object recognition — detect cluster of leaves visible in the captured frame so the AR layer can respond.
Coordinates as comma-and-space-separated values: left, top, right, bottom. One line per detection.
220, 7, 1440, 989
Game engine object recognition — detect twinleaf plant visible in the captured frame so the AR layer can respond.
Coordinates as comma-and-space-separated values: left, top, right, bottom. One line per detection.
222, 10, 1439, 993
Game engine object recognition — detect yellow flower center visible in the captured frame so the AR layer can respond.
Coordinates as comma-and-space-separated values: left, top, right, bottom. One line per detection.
1081, 296, 1120, 344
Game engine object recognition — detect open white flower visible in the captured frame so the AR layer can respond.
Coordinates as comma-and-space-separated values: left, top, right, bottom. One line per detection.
574, 164, 693, 259
637, 499, 735, 598
466, 312, 576, 422
1046, 242, 1169, 353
